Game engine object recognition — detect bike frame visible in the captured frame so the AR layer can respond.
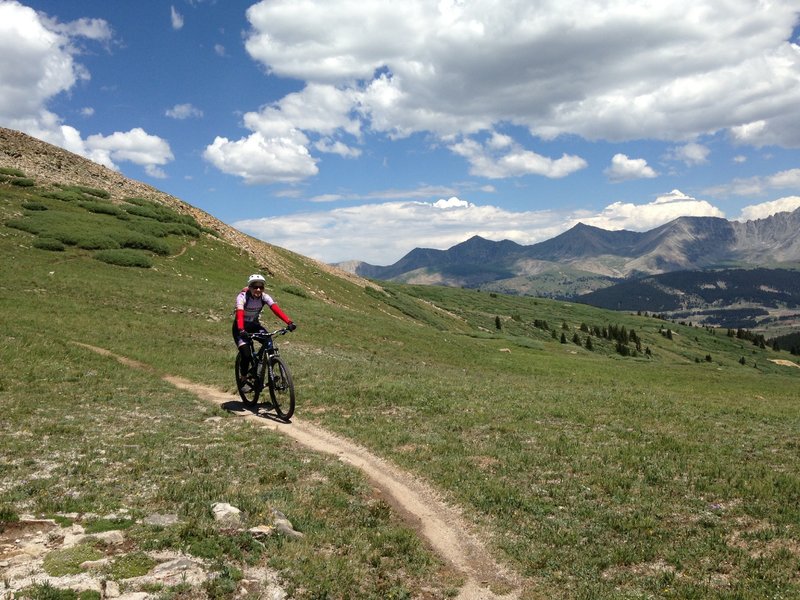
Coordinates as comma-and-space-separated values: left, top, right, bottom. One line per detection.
246, 328, 286, 380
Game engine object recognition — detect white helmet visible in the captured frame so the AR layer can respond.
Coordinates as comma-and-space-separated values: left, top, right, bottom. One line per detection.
247, 273, 266, 287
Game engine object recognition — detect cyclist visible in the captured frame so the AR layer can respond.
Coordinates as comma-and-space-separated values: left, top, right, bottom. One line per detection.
233, 273, 297, 380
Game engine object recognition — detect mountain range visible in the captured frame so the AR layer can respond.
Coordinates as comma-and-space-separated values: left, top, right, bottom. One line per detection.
339, 208, 800, 284
337, 207, 800, 332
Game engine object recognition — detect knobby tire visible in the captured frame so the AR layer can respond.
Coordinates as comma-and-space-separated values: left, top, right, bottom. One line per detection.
268, 355, 295, 421
235, 353, 261, 405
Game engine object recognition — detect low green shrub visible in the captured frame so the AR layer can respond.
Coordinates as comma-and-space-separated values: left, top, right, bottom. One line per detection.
18, 582, 100, 600
164, 222, 201, 237
281, 285, 310, 299
0, 504, 19, 525
5, 218, 42, 235
113, 232, 171, 255
104, 552, 155, 580
11, 177, 35, 187
50, 230, 81, 246
22, 202, 48, 211
124, 204, 163, 220
33, 238, 66, 252
94, 249, 153, 268
41, 190, 85, 202
124, 203, 200, 228
58, 184, 110, 199
76, 234, 120, 250
127, 219, 172, 238
203, 564, 243, 599
84, 517, 136, 534
79, 201, 125, 217
123, 196, 155, 206
43, 544, 104, 576
0, 166, 26, 177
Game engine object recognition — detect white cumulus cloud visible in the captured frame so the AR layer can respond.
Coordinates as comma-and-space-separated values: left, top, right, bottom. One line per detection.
738, 196, 800, 221
204, 133, 318, 184
242, 0, 800, 148
234, 195, 567, 264
203, 84, 361, 183
207, 0, 800, 185
574, 190, 724, 231
166, 103, 204, 119
85, 127, 174, 171
0, 1, 86, 120
667, 142, 710, 166
605, 154, 657, 182
705, 167, 800, 197
0, 1, 173, 177
450, 136, 587, 179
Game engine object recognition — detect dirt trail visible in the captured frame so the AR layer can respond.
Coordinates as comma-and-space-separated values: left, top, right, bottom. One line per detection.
769, 358, 800, 368
75, 344, 523, 600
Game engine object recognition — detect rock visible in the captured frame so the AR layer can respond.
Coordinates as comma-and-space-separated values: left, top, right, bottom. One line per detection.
270, 509, 303, 539
126, 556, 207, 588
60, 523, 86, 549
143, 513, 180, 527
211, 503, 242, 528
104, 580, 121, 598
93, 530, 125, 545
274, 522, 304, 539
80, 558, 110, 570
248, 525, 274, 538
0, 496, 288, 599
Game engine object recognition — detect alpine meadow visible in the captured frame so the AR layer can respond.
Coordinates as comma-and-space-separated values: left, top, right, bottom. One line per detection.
1, 128, 799, 600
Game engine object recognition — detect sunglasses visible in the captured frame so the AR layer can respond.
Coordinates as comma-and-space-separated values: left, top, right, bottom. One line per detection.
250, 284, 264, 290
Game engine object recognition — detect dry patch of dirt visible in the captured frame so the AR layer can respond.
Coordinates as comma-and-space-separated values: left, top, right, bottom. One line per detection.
769, 358, 800, 368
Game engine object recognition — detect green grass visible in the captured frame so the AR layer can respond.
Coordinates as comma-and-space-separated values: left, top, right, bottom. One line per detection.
104, 551, 157, 580
43, 544, 104, 577
2, 177, 799, 599
17, 583, 100, 600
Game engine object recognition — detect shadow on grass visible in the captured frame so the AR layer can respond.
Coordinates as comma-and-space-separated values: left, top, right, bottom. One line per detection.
221, 399, 290, 424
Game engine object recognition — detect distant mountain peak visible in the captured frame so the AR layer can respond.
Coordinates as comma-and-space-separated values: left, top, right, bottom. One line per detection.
337, 209, 800, 287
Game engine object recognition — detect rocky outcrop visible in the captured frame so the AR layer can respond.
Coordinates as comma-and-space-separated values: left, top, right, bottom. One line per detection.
0, 507, 301, 599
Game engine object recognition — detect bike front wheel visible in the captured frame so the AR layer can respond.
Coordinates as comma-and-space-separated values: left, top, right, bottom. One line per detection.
235, 354, 261, 405
268, 356, 295, 420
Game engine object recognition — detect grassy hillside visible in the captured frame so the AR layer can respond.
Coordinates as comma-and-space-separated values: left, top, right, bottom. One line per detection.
578, 267, 800, 334
2, 172, 800, 599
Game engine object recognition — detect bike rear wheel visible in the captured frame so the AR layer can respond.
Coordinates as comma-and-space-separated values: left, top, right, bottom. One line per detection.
235, 353, 261, 405
268, 356, 295, 420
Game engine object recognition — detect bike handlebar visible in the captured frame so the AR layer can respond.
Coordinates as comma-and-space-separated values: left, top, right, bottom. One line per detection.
242, 328, 289, 340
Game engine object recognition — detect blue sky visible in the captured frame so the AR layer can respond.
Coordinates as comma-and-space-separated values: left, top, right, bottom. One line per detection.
2, 0, 800, 265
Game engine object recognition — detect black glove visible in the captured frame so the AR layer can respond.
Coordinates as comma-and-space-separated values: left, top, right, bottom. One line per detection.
286, 322, 297, 332
238, 329, 249, 338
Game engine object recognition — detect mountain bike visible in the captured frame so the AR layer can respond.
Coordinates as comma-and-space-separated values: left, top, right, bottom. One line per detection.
235, 328, 295, 421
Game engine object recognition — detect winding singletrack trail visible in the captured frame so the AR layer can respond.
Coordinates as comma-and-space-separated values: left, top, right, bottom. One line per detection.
75, 343, 524, 600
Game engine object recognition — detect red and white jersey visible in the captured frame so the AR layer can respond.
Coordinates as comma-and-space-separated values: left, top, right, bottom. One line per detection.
235, 287, 276, 323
